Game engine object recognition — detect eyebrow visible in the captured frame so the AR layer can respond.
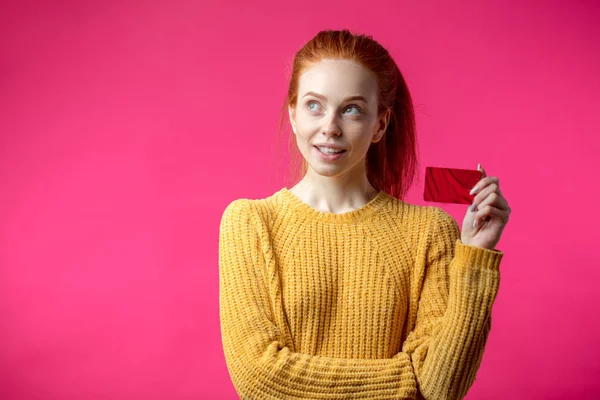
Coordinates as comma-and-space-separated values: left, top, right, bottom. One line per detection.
301, 91, 369, 103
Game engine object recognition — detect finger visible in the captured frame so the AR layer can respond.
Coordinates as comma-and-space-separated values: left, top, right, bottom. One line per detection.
481, 186, 510, 212
472, 182, 505, 208
478, 163, 487, 178
475, 192, 510, 214
473, 204, 510, 229
470, 175, 500, 196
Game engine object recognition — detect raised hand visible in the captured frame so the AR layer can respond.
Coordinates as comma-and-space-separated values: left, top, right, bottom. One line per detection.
460, 164, 511, 250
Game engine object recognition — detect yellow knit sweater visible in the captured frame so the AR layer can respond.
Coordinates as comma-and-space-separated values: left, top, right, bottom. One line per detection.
218, 187, 503, 400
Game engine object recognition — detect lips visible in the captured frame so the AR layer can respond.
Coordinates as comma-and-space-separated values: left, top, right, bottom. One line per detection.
314, 145, 347, 152
314, 143, 347, 151
314, 146, 347, 162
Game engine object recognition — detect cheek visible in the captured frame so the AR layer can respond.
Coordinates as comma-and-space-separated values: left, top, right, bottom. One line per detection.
294, 128, 311, 141
294, 132, 312, 152
293, 124, 317, 143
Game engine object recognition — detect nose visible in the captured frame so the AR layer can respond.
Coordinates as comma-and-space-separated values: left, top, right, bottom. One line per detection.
322, 113, 341, 137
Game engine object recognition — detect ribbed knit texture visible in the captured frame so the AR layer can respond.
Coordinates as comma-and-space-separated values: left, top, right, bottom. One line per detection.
218, 187, 503, 400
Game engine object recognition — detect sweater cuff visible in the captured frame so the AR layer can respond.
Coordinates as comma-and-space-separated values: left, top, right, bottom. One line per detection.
454, 239, 503, 270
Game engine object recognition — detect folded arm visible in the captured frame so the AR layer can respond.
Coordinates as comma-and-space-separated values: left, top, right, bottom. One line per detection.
218, 199, 418, 399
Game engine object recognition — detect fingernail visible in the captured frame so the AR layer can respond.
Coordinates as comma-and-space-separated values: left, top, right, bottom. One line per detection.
473, 219, 478, 229
470, 202, 477, 212
469, 185, 479, 195
477, 163, 481, 171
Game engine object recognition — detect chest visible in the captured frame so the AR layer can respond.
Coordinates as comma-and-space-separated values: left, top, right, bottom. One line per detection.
275, 230, 414, 330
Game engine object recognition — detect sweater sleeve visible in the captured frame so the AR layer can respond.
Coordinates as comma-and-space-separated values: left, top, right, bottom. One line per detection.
218, 199, 418, 399
401, 208, 503, 400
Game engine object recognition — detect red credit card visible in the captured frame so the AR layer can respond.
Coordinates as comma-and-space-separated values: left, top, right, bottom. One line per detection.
424, 166, 483, 204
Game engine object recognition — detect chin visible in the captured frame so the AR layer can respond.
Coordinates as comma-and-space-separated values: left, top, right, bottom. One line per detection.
307, 162, 346, 177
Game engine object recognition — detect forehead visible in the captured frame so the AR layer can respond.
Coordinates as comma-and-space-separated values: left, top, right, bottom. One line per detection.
297, 59, 378, 100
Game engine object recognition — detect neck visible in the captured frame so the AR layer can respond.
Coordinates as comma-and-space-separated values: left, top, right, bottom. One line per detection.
290, 169, 379, 214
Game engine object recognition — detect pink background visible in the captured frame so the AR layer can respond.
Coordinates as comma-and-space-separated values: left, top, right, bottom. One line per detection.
1, 1, 599, 399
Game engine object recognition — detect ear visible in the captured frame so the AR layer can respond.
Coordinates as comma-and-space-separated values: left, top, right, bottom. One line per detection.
372, 109, 391, 143
288, 105, 297, 135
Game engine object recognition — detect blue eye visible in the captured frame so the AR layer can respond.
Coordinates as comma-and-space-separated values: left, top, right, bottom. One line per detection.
307, 101, 320, 111
306, 101, 362, 114
344, 105, 362, 114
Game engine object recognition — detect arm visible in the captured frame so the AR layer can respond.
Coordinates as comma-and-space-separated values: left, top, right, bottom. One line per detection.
401, 208, 503, 400
218, 199, 418, 399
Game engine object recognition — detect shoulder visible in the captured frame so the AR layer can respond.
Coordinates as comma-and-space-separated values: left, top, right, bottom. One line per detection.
430, 206, 459, 233
219, 195, 278, 255
222, 189, 282, 225
386, 196, 456, 227
220, 192, 278, 229
222, 198, 253, 216
385, 197, 459, 243
218, 199, 262, 251
220, 198, 258, 228
421, 206, 461, 254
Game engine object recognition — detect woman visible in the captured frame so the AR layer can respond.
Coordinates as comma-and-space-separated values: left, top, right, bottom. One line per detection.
219, 29, 511, 400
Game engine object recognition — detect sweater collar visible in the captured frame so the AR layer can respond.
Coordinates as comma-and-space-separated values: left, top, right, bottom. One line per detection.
277, 187, 391, 224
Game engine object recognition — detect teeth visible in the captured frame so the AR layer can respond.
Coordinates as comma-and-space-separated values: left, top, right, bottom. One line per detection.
317, 146, 344, 154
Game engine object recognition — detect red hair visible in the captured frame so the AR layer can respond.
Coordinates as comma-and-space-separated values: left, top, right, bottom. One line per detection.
277, 29, 419, 200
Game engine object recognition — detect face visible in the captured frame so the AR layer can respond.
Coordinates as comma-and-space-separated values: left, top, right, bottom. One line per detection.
288, 59, 390, 179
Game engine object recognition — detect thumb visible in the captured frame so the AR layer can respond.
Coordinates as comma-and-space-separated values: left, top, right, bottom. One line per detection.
478, 162, 486, 178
